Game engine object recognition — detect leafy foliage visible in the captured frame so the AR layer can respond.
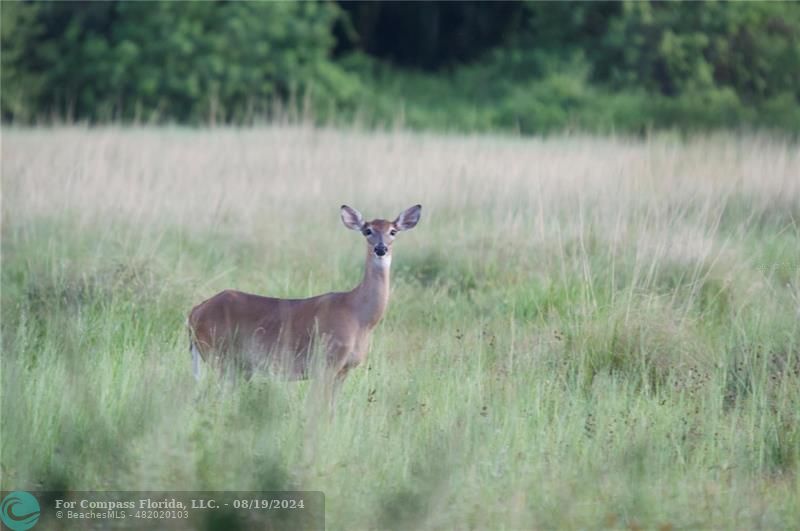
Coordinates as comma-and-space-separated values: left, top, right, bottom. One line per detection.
2, 1, 340, 123
2, 1, 799, 132
594, 2, 800, 100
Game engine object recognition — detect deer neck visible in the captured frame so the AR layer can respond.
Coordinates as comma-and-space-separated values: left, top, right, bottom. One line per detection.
351, 249, 391, 329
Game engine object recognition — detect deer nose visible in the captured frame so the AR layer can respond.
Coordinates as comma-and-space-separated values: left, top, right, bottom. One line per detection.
374, 244, 387, 256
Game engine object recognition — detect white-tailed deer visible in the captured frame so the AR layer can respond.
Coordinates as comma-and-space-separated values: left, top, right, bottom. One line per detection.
187, 204, 421, 395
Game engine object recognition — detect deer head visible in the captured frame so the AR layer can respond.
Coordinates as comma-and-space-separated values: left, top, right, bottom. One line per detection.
340, 204, 422, 262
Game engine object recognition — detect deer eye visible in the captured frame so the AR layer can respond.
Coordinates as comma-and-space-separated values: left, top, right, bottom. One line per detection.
362, 228, 372, 236
390, 229, 397, 236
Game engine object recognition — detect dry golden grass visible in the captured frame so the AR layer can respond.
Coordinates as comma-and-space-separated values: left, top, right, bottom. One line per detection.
2, 125, 799, 529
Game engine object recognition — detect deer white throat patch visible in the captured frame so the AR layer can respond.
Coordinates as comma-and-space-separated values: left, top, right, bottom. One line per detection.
372, 254, 392, 268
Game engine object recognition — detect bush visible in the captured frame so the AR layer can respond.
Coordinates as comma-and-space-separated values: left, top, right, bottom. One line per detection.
2, 1, 799, 133
2, 1, 343, 123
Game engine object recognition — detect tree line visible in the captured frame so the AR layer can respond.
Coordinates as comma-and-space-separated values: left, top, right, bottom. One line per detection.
2, 1, 798, 132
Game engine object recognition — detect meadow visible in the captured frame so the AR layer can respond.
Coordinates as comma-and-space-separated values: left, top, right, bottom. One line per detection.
2, 126, 799, 529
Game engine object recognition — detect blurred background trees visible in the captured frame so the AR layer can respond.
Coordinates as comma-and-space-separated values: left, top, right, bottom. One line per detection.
2, 0, 798, 133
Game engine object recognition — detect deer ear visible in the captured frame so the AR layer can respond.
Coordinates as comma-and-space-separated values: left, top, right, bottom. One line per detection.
340, 205, 364, 231
394, 204, 422, 231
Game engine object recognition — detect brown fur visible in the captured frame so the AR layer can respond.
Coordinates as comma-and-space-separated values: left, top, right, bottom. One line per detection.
187, 205, 420, 388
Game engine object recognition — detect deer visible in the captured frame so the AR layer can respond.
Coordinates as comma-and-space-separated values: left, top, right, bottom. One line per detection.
186, 204, 422, 401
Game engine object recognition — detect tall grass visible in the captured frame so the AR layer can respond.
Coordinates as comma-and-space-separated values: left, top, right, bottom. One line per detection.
2, 126, 799, 529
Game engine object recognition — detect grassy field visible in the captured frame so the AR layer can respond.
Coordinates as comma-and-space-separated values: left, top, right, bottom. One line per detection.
2, 126, 799, 529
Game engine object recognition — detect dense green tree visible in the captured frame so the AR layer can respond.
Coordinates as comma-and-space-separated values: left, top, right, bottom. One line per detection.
1, 1, 45, 121
2, 1, 340, 122
2, 0, 798, 131
595, 1, 800, 100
